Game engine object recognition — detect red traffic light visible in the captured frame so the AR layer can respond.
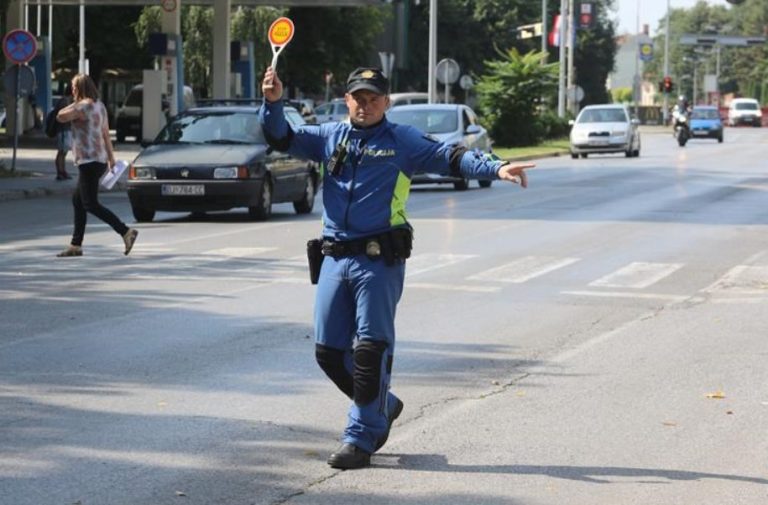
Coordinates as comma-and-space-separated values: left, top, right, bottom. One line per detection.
663, 76, 673, 93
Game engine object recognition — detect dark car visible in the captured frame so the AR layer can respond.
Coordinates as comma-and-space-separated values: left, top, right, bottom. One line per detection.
126, 105, 319, 222
689, 105, 724, 142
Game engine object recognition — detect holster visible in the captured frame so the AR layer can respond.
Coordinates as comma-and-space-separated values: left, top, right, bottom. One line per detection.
306, 238, 324, 285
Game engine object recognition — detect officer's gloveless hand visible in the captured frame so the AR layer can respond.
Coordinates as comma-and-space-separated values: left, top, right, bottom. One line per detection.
262, 66, 283, 102
497, 162, 535, 188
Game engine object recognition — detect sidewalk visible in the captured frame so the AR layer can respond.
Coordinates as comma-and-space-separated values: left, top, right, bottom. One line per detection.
0, 131, 140, 202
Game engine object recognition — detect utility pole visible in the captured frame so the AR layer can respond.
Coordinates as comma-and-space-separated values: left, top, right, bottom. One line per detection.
663, 0, 670, 124
428, 0, 437, 104
542, 0, 548, 62
566, 0, 575, 116
557, 0, 567, 117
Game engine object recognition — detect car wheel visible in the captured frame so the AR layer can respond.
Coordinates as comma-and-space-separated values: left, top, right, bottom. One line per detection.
132, 205, 155, 223
453, 178, 469, 191
116, 130, 126, 143
580, 153, 588, 159
249, 179, 272, 221
478, 180, 492, 188
293, 175, 315, 214
571, 152, 578, 159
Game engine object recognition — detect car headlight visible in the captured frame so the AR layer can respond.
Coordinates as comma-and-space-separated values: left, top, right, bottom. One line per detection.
130, 166, 155, 179
213, 166, 239, 179
572, 131, 587, 142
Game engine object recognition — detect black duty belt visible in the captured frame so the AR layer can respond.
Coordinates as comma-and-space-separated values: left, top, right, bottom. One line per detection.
321, 238, 380, 258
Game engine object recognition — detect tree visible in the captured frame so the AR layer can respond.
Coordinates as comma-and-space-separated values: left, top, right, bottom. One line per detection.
574, 0, 617, 106
475, 48, 560, 146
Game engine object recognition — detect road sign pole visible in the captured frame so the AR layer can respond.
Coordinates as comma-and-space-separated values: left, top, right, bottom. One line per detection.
12, 64, 21, 172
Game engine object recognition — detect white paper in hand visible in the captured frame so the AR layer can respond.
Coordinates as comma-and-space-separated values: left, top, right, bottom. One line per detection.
100, 160, 128, 190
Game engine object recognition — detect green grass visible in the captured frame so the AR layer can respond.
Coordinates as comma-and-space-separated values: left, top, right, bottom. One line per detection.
493, 137, 570, 160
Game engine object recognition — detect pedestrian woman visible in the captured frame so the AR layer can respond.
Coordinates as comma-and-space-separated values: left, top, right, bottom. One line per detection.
55, 74, 138, 257
53, 84, 73, 180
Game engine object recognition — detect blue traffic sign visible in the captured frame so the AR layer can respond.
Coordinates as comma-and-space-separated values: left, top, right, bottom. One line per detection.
639, 42, 654, 62
2, 29, 38, 65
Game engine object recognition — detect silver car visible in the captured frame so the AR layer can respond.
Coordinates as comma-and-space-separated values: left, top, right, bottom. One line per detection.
386, 103, 494, 190
313, 98, 348, 124
569, 104, 640, 159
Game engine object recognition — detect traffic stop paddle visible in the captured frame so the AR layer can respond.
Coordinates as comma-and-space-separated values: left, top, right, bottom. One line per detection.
264, 16, 295, 89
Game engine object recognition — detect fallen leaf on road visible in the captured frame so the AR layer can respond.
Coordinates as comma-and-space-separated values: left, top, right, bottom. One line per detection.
726, 410, 734, 415
175, 490, 187, 497
662, 421, 677, 427
705, 391, 726, 399
516, 391, 526, 397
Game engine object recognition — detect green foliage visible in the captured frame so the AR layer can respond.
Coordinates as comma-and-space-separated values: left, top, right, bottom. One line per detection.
574, 1, 617, 106
612, 87, 633, 103
645, 0, 766, 101
475, 48, 559, 146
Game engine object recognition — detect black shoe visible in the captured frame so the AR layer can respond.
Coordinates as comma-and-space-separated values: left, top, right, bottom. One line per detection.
374, 397, 404, 452
327, 443, 371, 469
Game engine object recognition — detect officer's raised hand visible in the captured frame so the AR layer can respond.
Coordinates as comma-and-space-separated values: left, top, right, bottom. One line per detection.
262, 66, 283, 102
497, 162, 534, 188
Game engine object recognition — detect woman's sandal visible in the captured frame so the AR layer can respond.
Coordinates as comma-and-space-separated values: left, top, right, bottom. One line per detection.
56, 246, 83, 257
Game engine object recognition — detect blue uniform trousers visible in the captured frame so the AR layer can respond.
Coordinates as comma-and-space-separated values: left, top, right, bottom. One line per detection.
315, 254, 405, 453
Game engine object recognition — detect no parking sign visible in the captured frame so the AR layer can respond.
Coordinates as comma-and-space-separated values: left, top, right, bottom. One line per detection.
3, 29, 38, 65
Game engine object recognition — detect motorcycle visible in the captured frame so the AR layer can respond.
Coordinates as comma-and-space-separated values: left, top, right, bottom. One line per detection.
674, 114, 690, 147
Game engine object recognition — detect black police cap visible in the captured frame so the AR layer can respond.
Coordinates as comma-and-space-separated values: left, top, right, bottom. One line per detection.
346, 67, 389, 95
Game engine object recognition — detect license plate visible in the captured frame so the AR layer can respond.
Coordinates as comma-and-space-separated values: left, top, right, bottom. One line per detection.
589, 139, 609, 145
693, 130, 708, 136
161, 184, 205, 196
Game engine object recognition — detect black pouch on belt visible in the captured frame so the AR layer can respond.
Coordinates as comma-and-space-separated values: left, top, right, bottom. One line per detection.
307, 238, 324, 284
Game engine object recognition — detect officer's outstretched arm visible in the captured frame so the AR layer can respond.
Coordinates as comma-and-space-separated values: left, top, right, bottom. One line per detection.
497, 162, 534, 188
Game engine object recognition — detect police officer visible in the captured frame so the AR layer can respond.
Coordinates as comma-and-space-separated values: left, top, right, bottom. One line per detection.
259, 66, 533, 470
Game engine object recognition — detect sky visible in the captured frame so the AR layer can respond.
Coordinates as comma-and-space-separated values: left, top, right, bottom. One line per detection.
614, 0, 730, 35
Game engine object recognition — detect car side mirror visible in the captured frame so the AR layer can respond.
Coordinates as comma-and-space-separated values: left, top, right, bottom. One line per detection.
631, 118, 640, 125
266, 146, 274, 155
568, 119, 575, 126
465, 124, 482, 135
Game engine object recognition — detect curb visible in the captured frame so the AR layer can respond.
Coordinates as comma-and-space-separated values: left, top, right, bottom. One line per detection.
0, 181, 127, 203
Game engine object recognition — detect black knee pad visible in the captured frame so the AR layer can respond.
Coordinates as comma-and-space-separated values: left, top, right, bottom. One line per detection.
315, 344, 354, 399
353, 340, 388, 406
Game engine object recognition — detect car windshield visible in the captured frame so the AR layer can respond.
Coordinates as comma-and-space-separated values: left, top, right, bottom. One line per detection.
735, 102, 759, 110
577, 108, 628, 123
691, 109, 720, 120
387, 109, 458, 134
155, 111, 265, 144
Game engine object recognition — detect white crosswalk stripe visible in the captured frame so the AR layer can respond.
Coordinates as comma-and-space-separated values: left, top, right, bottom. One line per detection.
467, 256, 580, 283
405, 253, 476, 277
588, 262, 683, 289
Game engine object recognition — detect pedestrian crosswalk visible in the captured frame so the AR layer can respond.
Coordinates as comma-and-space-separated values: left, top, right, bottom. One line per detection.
2, 242, 767, 303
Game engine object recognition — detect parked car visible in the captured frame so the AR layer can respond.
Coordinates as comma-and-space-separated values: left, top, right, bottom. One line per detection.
313, 98, 348, 123
126, 104, 319, 222
386, 103, 494, 190
728, 98, 762, 127
388, 92, 429, 108
569, 104, 640, 159
689, 105, 724, 142
115, 84, 196, 142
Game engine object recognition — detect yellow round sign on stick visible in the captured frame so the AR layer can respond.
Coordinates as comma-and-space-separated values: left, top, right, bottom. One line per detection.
268, 17, 295, 68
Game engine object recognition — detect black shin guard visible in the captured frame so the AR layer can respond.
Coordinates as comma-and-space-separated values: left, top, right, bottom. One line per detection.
315, 344, 354, 398
353, 340, 388, 406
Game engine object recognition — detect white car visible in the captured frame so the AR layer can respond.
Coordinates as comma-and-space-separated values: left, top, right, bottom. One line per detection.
386, 103, 494, 190
313, 98, 348, 124
728, 98, 762, 127
569, 104, 640, 159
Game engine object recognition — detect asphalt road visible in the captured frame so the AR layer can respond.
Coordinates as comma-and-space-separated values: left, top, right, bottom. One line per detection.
1, 129, 767, 505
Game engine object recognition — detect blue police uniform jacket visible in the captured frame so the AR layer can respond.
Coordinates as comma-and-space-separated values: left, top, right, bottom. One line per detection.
259, 100, 504, 241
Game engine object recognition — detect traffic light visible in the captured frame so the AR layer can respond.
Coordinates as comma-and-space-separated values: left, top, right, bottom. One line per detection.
663, 76, 673, 93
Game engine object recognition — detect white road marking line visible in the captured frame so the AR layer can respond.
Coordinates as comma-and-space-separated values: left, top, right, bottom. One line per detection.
589, 262, 683, 289
467, 256, 580, 283
407, 282, 500, 293
202, 247, 277, 258
701, 265, 768, 295
405, 253, 476, 277
561, 290, 690, 302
